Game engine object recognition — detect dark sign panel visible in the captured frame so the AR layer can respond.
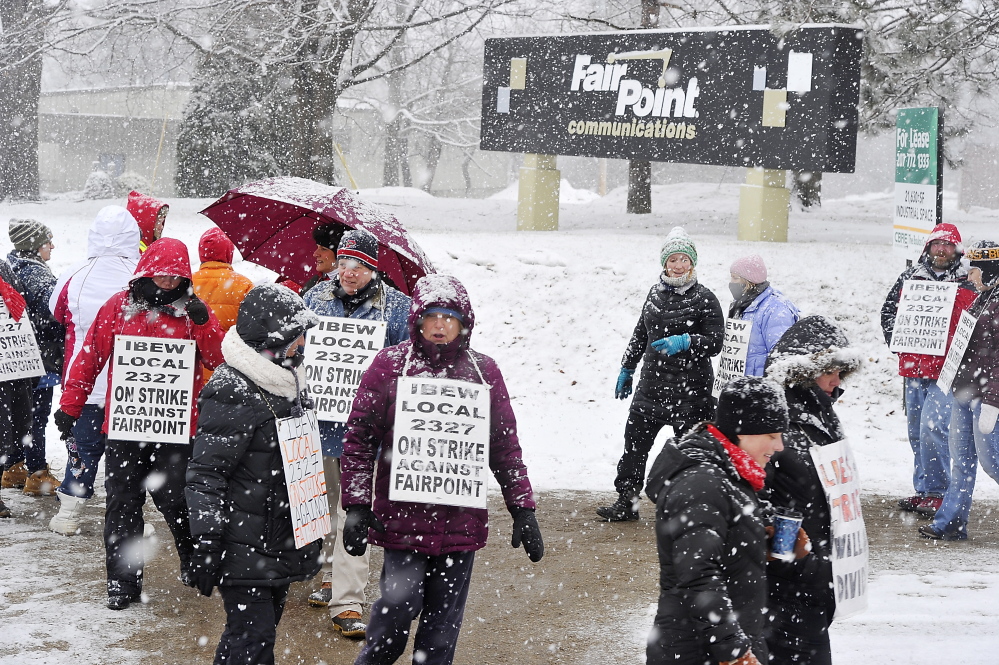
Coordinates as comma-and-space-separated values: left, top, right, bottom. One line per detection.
480, 25, 863, 172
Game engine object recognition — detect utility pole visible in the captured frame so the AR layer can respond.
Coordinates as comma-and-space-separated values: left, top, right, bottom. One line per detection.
627, 0, 659, 214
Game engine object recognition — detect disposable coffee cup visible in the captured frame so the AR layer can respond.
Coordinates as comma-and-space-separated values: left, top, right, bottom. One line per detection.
770, 507, 803, 561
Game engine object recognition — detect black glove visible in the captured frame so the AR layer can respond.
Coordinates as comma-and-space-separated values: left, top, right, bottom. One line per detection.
54, 409, 77, 441
185, 296, 211, 325
342, 505, 386, 556
510, 507, 544, 562
185, 539, 222, 597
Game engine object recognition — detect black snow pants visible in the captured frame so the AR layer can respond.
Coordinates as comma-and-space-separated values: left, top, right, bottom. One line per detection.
104, 438, 194, 597
615, 411, 696, 497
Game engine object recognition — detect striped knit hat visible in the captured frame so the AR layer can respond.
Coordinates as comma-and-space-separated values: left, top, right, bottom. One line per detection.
337, 229, 378, 270
8, 219, 53, 252
659, 227, 697, 267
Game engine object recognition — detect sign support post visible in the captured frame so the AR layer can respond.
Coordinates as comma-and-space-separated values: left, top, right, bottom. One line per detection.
738, 167, 790, 242
517, 153, 560, 231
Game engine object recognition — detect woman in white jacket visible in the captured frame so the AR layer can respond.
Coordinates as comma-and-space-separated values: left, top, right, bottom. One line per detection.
47, 205, 141, 535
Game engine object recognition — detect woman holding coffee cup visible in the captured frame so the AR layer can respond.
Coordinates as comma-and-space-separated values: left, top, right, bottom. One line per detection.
763, 315, 863, 665
644, 376, 790, 665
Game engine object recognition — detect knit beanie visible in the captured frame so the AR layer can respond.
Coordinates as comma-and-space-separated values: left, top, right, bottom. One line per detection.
8, 219, 53, 252
967, 240, 999, 286
337, 229, 379, 270
714, 376, 789, 442
659, 227, 697, 267
730, 254, 767, 284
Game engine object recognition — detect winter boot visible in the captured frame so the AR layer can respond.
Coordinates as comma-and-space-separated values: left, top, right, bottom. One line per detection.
107, 592, 142, 610
23, 466, 60, 496
596, 493, 640, 522
49, 492, 87, 535
0, 496, 10, 518
331, 610, 366, 638
897, 494, 923, 512
1, 461, 28, 489
309, 580, 333, 607
915, 495, 943, 518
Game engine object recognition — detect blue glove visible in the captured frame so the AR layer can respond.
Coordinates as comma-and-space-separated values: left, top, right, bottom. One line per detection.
651, 333, 691, 356
615, 368, 634, 400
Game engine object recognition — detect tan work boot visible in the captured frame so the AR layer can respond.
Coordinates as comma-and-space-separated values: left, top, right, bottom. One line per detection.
23, 465, 59, 496
331, 610, 366, 639
1, 461, 28, 489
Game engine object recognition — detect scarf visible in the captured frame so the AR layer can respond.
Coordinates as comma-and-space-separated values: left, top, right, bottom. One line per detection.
728, 281, 770, 318
221, 327, 305, 399
0, 277, 26, 322
708, 424, 767, 491
333, 276, 380, 316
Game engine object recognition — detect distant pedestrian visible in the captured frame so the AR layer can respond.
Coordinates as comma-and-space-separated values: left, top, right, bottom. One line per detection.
645, 376, 792, 665
55, 238, 224, 609
598, 226, 724, 521
186, 284, 322, 665
191, 227, 254, 381
303, 228, 410, 639
2, 218, 63, 496
921, 240, 999, 540
126, 190, 169, 253
47, 206, 140, 535
728, 254, 799, 376
881, 223, 977, 517
763, 315, 863, 664
341, 274, 544, 665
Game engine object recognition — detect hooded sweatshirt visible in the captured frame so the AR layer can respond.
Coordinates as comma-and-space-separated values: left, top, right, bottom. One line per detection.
192, 227, 254, 332
50, 206, 141, 406
60, 238, 225, 435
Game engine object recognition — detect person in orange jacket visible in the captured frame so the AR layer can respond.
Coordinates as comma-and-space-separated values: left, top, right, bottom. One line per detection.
192, 228, 253, 380
54, 237, 225, 611
126, 190, 169, 253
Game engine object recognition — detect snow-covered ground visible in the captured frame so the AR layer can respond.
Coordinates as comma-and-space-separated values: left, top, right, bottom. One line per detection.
2, 183, 998, 662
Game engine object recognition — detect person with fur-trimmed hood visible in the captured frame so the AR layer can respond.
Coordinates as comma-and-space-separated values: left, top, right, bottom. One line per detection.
186, 284, 322, 665
55, 237, 225, 610
880, 222, 978, 517
645, 376, 793, 665
599, 226, 725, 522
340, 274, 543, 665
921, 240, 999, 541
763, 315, 863, 665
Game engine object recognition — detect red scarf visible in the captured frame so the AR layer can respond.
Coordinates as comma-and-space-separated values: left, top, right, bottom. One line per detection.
0, 277, 26, 322
707, 424, 767, 492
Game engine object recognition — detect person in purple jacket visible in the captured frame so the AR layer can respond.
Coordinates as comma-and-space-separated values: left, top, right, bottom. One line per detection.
728, 255, 800, 377
340, 273, 544, 665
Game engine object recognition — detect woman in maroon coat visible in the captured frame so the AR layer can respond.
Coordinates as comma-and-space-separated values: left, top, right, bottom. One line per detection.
340, 274, 543, 665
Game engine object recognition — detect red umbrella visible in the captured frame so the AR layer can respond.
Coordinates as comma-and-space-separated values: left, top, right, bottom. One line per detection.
199, 177, 434, 295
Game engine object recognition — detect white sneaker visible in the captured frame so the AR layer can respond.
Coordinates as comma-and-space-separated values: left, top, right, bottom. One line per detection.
48, 492, 87, 535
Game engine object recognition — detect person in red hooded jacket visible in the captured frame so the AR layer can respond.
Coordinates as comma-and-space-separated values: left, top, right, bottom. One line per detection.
881, 222, 978, 517
126, 190, 169, 253
192, 227, 253, 380
55, 237, 225, 610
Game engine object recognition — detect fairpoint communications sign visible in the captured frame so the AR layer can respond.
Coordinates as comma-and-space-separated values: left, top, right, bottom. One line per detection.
480, 25, 863, 172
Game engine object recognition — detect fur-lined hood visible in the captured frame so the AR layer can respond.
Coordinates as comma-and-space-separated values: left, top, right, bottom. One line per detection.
764, 315, 863, 388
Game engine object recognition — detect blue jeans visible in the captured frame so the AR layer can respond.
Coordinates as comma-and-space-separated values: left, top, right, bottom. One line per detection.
26, 386, 53, 472
904, 378, 953, 496
57, 404, 107, 499
931, 398, 999, 538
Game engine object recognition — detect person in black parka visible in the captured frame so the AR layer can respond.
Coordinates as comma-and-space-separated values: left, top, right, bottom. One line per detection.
763, 315, 862, 665
645, 376, 790, 665
186, 284, 322, 665
599, 227, 725, 521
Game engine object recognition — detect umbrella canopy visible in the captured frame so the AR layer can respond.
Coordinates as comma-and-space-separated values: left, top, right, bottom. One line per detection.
199, 177, 434, 295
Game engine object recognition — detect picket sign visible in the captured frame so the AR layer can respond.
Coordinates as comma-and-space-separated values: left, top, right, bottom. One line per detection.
889, 280, 958, 356
107, 335, 196, 444
0, 300, 45, 381
809, 439, 869, 620
390, 376, 491, 509
936, 310, 978, 394
712, 318, 750, 396
305, 317, 387, 422
276, 409, 331, 549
